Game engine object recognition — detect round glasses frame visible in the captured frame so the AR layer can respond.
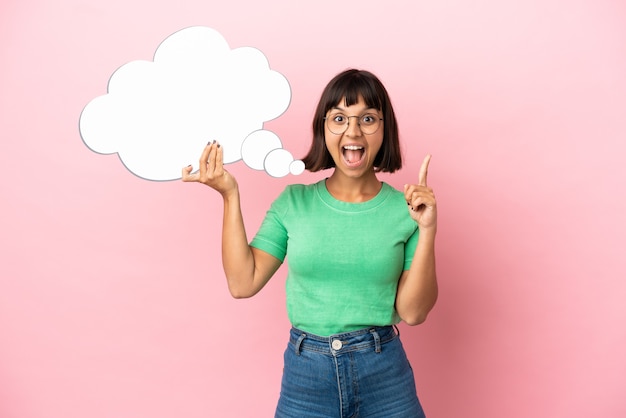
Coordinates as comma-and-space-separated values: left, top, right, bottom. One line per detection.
324, 113, 383, 135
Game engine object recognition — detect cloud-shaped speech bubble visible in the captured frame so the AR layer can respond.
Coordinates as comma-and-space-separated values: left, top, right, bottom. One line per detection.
79, 26, 304, 180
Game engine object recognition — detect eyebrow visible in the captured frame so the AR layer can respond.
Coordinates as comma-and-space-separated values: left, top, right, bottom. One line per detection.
330, 106, 377, 113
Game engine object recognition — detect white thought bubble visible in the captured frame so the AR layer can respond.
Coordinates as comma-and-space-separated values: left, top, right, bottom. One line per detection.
79, 26, 302, 180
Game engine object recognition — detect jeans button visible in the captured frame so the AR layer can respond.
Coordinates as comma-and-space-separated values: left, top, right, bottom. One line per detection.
331, 339, 343, 350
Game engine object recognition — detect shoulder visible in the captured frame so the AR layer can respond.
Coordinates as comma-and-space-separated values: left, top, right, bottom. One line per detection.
285, 180, 323, 192
270, 180, 324, 210
381, 182, 407, 205
379, 183, 417, 229
280, 180, 323, 200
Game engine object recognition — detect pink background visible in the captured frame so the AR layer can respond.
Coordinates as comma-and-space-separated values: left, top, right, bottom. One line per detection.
1, 0, 625, 417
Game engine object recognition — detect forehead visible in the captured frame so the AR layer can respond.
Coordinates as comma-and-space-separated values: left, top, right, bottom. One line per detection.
329, 96, 380, 113
328, 103, 380, 115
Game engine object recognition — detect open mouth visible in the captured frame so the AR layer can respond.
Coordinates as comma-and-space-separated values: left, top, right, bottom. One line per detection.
342, 145, 365, 166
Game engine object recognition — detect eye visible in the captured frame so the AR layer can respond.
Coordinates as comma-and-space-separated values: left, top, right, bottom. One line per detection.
361, 114, 378, 125
331, 114, 346, 123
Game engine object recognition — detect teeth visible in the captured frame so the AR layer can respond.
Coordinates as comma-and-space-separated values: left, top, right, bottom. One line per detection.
343, 145, 364, 150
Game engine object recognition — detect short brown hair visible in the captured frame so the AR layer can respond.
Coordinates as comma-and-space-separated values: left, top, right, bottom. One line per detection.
302, 69, 402, 173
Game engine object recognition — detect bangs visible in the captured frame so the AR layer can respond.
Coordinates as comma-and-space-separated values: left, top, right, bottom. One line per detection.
327, 75, 384, 111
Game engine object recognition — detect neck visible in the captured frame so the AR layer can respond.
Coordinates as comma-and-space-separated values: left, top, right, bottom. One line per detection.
325, 170, 382, 203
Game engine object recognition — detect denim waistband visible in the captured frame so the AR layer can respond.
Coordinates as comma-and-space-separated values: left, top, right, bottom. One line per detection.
289, 325, 399, 356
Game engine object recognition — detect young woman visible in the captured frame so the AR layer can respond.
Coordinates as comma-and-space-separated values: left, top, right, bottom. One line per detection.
183, 69, 438, 417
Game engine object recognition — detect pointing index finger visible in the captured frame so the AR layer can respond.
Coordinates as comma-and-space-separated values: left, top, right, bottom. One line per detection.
418, 154, 431, 186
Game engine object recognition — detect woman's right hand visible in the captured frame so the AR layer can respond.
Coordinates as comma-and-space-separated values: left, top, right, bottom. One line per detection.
181, 141, 238, 197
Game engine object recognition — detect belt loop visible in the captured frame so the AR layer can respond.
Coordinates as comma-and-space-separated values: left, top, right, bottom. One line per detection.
370, 328, 381, 353
393, 324, 400, 338
294, 333, 306, 356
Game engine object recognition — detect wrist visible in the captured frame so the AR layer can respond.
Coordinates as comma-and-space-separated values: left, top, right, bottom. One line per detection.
221, 187, 239, 202
418, 225, 437, 237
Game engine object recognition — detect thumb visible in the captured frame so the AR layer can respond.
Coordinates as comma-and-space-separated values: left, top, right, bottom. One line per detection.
181, 164, 193, 181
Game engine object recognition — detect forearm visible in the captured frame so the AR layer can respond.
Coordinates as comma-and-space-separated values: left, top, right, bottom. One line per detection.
395, 227, 438, 325
220, 190, 257, 298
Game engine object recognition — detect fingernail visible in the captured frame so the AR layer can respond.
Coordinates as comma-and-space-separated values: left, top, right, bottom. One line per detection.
217, 143, 221, 148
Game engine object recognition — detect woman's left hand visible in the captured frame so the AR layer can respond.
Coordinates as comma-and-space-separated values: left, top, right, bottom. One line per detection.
404, 155, 437, 230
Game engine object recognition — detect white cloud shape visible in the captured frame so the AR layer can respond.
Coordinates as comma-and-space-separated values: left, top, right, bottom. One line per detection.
79, 26, 302, 180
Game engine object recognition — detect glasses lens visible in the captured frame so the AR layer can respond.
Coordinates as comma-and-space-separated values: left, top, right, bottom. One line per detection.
327, 113, 348, 134
360, 113, 381, 135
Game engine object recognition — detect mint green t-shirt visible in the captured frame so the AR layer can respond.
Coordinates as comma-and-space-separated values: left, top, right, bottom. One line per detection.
250, 180, 419, 336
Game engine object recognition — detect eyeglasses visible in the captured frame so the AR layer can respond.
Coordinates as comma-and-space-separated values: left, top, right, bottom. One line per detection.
324, 112, 383, 135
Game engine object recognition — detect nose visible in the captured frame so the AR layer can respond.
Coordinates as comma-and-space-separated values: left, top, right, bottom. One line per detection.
345, 116, 363, 136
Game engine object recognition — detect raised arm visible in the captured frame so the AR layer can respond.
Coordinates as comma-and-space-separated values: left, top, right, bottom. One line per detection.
396, 155, 439, 325
182, 141, 282, 298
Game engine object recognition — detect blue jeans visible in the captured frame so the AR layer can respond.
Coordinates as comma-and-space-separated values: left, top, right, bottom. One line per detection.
275, 326, 426, 417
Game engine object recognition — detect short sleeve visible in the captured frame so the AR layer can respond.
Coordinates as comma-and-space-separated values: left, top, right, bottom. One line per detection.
403, 226, 420, 270
249, 188, 290, 262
